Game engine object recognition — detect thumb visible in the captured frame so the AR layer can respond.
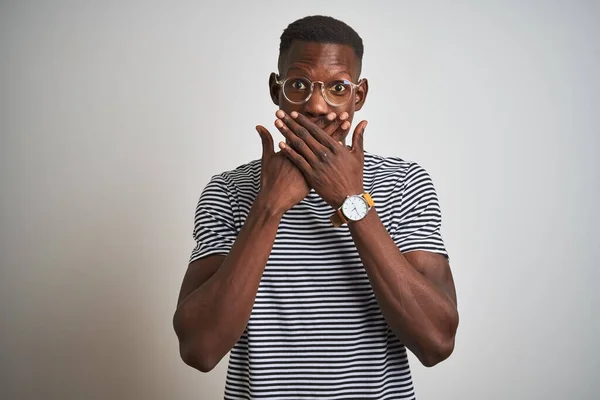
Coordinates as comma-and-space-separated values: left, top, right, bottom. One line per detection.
351, 120, 368, 152
256, 125, 274, 159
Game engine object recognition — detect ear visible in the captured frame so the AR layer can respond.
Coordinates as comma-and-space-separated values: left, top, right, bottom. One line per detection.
269, 72, 281, 106
354, 78, 369, 112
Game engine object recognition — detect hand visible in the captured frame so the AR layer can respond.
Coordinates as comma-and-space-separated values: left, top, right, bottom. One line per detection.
274, 110, 368, 209
326, 111, 353, 144
255, 125, 309, 215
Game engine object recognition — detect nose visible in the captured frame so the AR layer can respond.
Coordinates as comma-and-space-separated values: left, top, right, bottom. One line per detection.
303, 83, 329, 118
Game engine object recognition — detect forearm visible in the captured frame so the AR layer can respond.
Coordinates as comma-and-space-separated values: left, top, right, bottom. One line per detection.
174, 194, 282, 370
349, 210, 458, 366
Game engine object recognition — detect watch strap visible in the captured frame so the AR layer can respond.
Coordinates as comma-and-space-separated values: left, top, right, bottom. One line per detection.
330, 208, 348, 227
363, 192, 375, 208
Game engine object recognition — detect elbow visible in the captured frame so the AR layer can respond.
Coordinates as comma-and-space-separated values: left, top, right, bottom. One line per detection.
173, 310, 219, 373
179, 341, 219, 373
420, 340, 454, 367
421, 309, 459, 367
420, 331, 456, 368
420, 316, 459, 367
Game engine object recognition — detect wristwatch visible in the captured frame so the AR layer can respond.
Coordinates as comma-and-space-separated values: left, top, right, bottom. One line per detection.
330, 192, 375, 227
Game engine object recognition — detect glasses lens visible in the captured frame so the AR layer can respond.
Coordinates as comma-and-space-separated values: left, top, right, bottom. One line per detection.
324, 80, 353, 106
283, 77, 312, 103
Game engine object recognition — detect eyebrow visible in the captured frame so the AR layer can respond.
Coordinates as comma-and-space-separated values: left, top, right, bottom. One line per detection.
285, 65, 353, 80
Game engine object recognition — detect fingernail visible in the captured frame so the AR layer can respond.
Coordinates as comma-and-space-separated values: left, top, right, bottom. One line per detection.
275, 119, 283, 128
290, 111, 298, 118
279, 142, 286, 149
340, 112, 349, 120
276, 110, 285, 118
342, 121, 351, 130
327, 112, 336, 121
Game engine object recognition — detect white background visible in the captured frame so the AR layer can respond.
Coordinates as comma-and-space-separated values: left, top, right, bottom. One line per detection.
1, 1, 599, 399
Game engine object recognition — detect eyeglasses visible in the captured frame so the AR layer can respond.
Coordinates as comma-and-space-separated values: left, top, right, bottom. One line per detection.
275, 75, 363, 107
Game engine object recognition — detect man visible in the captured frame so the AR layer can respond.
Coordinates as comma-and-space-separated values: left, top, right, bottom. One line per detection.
173, 15, 458, 400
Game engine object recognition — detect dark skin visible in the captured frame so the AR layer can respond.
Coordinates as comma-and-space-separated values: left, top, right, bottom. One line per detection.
173, 41, 458, 372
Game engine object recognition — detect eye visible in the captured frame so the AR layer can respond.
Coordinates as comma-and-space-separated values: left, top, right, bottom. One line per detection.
332, 83, 347, 92
290, 80, 308, 90
326, 80, 350, 96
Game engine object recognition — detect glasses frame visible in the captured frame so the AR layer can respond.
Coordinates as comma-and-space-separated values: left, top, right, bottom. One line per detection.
275, 75, 364, 107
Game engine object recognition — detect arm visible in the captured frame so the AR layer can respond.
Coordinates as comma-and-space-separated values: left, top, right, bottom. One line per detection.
348, 210, 458, 367
173, 123, 321, 372
274, 111, 458, 367
173, 196, 282, 372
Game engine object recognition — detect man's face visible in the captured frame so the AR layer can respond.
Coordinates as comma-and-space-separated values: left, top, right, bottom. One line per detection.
270, 41, 368, 140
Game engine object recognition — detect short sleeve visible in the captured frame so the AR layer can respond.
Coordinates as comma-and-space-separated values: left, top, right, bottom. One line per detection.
391, 163, 449, 259
189, 175, 238, 264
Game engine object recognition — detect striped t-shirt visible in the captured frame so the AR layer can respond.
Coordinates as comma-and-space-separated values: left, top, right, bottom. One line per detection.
190, 151, 448, 400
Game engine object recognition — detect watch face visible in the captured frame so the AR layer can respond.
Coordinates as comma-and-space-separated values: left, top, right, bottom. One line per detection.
341, 195, 369, 221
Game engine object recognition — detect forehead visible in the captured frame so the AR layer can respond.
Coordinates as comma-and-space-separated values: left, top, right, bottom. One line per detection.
280, 41, 359, 79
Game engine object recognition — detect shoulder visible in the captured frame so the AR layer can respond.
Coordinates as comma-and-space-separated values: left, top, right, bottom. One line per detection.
206, 159, 261, 193
364, 152, 430, 188
195, 159, 261, 230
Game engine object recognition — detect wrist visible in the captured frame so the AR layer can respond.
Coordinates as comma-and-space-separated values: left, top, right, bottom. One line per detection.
254, 191, 286, 219
331, 186, 365, 210
330, 191, 374, 227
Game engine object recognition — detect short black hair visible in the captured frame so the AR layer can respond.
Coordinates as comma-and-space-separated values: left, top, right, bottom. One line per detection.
278, 15, 363, 74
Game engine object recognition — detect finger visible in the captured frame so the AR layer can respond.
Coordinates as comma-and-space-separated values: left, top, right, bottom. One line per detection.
256, 125, 274, 159
331, 119, 352, 144
323, 113, 341, 136
279, 141, 312, 176
276, 110, 326, 158
290, 111, 338, 152
351, 120, 368, 152
275, 118, 319, 165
